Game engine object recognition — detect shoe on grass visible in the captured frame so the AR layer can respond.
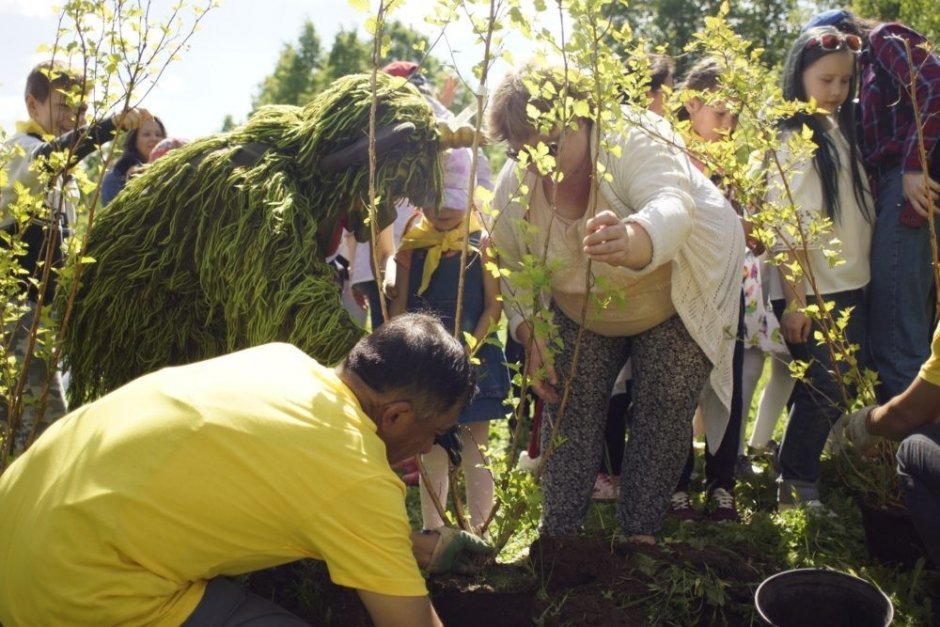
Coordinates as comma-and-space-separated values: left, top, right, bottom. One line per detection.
778, 499, 837, 518
591, 473, 619, 501
734, 454, 756, 478
706, 487, 739, 523
517, 451, 540, 472
668, 490, 698, 521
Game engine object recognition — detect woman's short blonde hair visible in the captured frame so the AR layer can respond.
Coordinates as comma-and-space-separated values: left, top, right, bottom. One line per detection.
487, 63, 595, 145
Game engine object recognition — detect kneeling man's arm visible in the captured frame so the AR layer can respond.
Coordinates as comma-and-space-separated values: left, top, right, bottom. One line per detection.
357, 590, 443, 627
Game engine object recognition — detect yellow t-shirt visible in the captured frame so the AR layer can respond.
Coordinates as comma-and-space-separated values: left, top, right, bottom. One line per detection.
0, 343, 425, 626
919, 322, 940, 387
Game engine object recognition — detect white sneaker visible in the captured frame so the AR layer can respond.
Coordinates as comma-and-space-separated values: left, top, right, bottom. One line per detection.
778, 499, 837, 518
517, 451, 540, 472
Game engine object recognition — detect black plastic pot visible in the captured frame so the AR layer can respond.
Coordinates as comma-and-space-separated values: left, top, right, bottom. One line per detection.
857, 500, 933, 570
755, 568, 893, 627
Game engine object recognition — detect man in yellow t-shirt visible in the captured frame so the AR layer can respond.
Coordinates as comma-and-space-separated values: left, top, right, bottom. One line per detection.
838, 320, 940, 566
0, 313, 488, 627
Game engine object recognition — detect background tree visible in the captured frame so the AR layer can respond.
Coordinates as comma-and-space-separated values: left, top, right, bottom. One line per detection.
609, 0, 824, 73
850, 0, 939, 42
249, 20, 456, 119
252, 20, 323, 109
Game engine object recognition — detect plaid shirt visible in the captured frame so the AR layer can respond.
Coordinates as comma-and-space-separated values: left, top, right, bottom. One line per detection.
857, 22, 940, 176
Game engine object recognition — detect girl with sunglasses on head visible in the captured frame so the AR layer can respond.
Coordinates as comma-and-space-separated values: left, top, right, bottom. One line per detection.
488, 63, 744, 544
765, 26, 874, 514
803, 9, 940, 405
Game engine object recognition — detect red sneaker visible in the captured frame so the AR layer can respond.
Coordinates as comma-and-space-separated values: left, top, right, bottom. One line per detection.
591, 474, 619, 501
706, 488, 739, 523
669, 491, 699, 522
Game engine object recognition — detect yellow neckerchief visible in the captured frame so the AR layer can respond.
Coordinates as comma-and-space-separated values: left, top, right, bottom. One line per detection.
398, 211, 483, 295
15, 119, 48, 137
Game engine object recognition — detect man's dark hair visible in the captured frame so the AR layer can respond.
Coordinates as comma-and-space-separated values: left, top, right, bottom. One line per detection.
25, 61, 83, 102
648, 53, 676, 92
343, 313, 476, 419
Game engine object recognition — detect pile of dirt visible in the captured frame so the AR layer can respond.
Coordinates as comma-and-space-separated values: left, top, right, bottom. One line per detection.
246, 534, 785, 626
528, 535, 783, 626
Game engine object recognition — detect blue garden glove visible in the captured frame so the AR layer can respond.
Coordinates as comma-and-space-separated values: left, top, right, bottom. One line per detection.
427, 527, 494, 575
434, 426, 463, 466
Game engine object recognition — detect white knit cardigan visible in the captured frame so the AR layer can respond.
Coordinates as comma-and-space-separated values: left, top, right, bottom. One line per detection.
491, 110, 745, 452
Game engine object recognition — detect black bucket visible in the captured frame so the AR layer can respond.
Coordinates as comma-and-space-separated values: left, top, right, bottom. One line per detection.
755, 568, 893, 627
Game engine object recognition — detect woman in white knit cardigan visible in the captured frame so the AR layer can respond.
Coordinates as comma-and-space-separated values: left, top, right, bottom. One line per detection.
488, 64, 744, 543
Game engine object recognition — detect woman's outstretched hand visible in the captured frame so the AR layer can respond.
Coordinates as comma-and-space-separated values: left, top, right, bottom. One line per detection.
583, 210, 652, 269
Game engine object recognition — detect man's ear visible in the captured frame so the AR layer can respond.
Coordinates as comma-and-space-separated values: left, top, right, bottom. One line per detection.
379, 399, 415, 432
684, 97, 702, 118
25, 93, 40, 118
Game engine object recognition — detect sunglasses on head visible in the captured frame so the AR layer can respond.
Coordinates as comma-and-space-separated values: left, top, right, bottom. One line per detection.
806, 33, 862, 52
506, 141, 559, 162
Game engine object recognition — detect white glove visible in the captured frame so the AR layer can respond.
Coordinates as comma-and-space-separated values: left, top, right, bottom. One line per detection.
834, 405, 878, 451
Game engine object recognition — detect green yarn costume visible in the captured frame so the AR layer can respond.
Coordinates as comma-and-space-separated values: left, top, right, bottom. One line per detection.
60, 73, 442, 405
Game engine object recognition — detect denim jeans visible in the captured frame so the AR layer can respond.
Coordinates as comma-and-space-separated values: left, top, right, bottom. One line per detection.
772, 289, 866, 493
868, 166, 939, 402
897, 424, 940, 567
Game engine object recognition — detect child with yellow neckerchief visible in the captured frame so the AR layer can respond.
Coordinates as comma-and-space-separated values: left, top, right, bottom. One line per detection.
391, 148, 510, 532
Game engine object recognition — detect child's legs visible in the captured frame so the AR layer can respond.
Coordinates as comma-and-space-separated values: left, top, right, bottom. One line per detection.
1, 303, 68, 454
704, 301, 745, 493
772, 291, 864, 493
738, 347, 765, 454
749, 354, 793, 449
461, 421, 493, 529
617, 315, 711, 535
419, 444, 451, 529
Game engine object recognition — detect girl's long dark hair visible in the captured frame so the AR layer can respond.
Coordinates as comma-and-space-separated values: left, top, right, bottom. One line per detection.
112, 116, 166, 176
780, 27, 871, 223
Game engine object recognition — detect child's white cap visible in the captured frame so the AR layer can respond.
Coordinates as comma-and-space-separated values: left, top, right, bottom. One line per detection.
441, 148, 473, 211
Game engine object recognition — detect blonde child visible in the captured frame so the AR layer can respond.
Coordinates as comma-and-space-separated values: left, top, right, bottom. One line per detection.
391, 148, 509, 530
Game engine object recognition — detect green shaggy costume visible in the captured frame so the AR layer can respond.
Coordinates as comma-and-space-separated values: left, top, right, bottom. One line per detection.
60, 73, 442, 405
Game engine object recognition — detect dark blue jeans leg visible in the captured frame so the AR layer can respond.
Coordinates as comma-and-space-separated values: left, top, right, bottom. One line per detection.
772, 290, 866, 493
868, 166, 939, 402
897, 424, 940, 567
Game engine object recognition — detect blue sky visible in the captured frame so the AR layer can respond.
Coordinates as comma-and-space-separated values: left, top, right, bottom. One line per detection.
0, 0, 554, 141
